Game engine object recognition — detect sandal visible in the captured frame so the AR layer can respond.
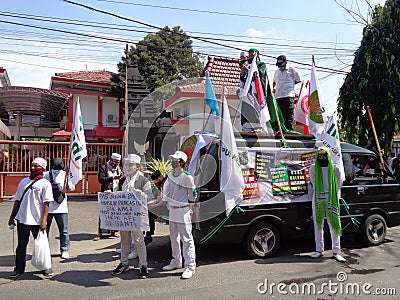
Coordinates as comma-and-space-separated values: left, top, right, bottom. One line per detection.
93, 234, 102, 241
333, 254, 346, 262
309, 252, 323, 258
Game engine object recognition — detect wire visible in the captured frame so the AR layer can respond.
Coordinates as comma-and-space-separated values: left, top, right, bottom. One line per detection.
93, 0, 360, 26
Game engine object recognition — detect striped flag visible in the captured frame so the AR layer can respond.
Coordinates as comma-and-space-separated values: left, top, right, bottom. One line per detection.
68, 98, 87, 187
241, 57, 270, 132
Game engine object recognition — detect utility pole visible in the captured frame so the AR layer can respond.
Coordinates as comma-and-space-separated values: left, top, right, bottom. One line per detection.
123, 44, 129, 158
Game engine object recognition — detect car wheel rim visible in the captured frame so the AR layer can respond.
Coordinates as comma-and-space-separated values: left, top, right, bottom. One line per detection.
367, 219, 385, 242
254, 228, 275, 255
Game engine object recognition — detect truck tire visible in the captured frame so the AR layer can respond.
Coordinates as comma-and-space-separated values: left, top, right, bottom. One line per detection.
244, 221, 280, 258
360, 214, 387, 245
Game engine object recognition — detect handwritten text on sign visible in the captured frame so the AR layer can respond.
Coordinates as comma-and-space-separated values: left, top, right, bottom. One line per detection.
98, 191, 149, 231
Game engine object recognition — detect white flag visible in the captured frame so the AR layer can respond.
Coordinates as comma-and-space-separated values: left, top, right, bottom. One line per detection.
220, 95, 245, 216
68, 98, 87, 186
318, 112, 345, 180
187, 132, 217, 176
309, 60, 327, 139
294, 80, 310, 126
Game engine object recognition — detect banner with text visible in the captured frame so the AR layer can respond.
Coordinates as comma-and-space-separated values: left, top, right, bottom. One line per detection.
237, 147, 315, 206
98, 191, 150, 231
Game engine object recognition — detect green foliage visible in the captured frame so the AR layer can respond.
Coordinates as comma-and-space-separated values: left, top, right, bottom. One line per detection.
338, 0, 400, 154
145, 158, 173, 176
109, 26, 203, 98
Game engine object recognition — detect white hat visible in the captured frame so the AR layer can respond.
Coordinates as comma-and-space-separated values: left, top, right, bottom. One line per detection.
111, 153, 121, 160
169, 150, 188, 162
240, 51, 247, 58
32, 157, 47, 169
125, 154, 141, 164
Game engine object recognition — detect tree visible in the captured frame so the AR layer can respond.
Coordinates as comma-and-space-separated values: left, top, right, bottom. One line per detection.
109, 26, 203, 97
337, 0, 400, 154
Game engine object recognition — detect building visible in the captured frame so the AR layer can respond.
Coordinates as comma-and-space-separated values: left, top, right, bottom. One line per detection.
163, 56, 242, 138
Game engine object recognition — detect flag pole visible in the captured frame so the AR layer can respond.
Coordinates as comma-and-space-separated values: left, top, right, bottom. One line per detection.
202, 72, 208, 130
366, 106, 386, 171
266, 70, 286, 146
123, 44, 129, 159
63, 96, 79, 193
218, 84, 225, 186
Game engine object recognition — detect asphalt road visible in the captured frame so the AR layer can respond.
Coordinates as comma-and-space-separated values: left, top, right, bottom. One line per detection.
0, 198, 399, 300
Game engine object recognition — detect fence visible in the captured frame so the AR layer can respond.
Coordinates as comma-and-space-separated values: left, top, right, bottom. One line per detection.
0, 140, 124, 201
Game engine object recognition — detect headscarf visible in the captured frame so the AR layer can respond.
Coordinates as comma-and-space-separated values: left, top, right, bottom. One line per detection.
314, 146, 342, 236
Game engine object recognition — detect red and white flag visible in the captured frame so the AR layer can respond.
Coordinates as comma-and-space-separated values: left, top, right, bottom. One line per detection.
294, 80, 310, 126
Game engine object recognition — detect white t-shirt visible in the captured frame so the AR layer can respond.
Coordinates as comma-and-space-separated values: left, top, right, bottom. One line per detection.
44, 170, 69, 214
162, 171, 196, 206
14, 177, 53, 225
273, 67, 301, 98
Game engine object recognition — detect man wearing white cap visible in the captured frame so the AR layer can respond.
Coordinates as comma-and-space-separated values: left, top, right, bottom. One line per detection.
8, 157, 54, 279
94, 153, 122, 240
161, 150, 198, 279
111, 154, 153, 278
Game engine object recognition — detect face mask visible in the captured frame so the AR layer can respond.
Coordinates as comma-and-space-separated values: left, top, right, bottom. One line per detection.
318, 159, 328, 167
110, 162, 118, 169
123, 164, 137, 176
30, 167, 45, 180
279, 66, 285, 71
171, 160, 180, 169
52, 169, 61, 175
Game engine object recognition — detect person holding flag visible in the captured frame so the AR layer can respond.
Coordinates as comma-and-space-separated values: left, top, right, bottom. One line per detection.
309, 146, 346, 262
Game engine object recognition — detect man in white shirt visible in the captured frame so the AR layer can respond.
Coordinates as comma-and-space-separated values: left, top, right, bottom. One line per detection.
45, 157, 74, 260
8, 157, 54, 279
273, 55, 301, 130
159, 151, 198, 279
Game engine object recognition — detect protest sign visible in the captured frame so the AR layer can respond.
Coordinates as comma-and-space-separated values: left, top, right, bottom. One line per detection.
98, 191, 149, 231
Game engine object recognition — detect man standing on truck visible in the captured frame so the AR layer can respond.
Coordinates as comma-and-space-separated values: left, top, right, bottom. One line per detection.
309, 146, 346, 262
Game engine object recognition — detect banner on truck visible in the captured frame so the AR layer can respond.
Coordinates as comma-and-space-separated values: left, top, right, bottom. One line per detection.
237, 147, 315, 205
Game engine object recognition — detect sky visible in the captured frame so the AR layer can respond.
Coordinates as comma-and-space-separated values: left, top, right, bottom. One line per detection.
0, 0, 385, 116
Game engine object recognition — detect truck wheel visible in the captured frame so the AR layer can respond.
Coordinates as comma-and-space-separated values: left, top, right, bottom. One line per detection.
360, 214, 387, 245
244, 222, 280, 258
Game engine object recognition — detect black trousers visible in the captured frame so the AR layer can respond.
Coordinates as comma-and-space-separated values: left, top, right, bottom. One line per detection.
276, 96, 295, 130
15, 222, 40, 274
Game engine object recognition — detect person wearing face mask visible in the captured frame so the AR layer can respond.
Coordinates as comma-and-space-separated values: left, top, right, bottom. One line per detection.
7, 157, 54, 279
94, 153, 122, 241
309, 147, 346, 262
44, 157, 74, 259
272, 55, 301, 131
112, 154, 152, 278
159, 151, 198, 279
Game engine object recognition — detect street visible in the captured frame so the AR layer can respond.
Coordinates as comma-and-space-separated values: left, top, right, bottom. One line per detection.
0, 198, 399, 300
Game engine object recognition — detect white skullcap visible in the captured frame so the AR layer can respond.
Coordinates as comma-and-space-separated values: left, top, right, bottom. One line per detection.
111, 153, 121, 160
32, 157, 47, 169
125, 154, 141, 164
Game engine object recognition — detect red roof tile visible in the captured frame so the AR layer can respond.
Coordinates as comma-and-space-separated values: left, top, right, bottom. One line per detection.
54, 70, 115, 83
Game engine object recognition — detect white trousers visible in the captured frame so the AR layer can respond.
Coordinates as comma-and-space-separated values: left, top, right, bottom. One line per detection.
312, 199, 341, 254
120, 230, 147, 267
168, 207, 196, 271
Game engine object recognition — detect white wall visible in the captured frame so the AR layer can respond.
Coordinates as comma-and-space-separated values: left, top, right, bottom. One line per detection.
76, 95, 98, 130
102, 97, 119, 127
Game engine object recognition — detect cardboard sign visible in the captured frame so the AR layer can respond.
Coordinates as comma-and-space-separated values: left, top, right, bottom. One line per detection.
98, 191, 149, 231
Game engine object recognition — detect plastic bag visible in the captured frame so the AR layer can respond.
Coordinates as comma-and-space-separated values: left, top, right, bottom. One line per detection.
31, 231, 52, 270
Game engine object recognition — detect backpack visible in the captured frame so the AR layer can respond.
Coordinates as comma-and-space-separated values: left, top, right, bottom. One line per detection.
49, 171, 65, 204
